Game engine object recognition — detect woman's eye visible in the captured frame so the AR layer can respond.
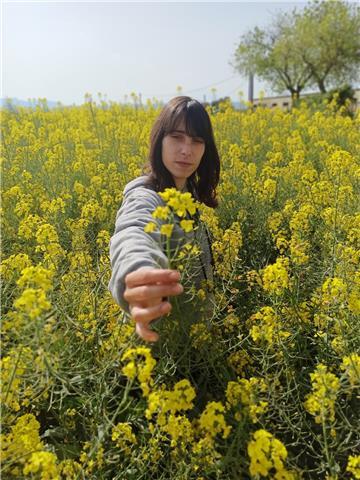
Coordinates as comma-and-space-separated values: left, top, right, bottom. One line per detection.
193, 138, 204, 144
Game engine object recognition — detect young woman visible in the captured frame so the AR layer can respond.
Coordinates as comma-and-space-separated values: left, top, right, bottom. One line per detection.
108, 96, 220, 343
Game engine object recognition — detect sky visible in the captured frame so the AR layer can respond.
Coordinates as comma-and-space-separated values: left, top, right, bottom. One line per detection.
2, 1, 309, 106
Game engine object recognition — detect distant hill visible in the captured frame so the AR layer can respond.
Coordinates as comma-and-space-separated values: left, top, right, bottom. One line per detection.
0, 97, 248, 111
0, 97, 63, 109
231, 101, 247, 110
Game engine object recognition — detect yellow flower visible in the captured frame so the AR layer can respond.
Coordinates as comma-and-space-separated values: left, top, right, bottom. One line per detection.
0, 253, 32, 280
14, 288, 52, 319
158, 188, 199, 217
144, 221, 157, 233
347, 455, 360, 479
180, 219, 194, 233
16, 265, 54, 292
0, 414, 58, 475
96, 229, 111, 248
35, 223, 59, 245
160, 223, 174, 238
121, 347, 157, 396
198, 401, 231, 439
162, 414, 194, 447
145, 379, 196, 424
111, 422, 137, 455
341, 354, 360, 387
249, 306, 290, 346
23, 451, 60, 479
321, 277, 347, 306
261, 257, 290, 295
247, 429, 294, 479
226, 377, 268, 423
304, 364, 340, 424
152, 206, 170, 220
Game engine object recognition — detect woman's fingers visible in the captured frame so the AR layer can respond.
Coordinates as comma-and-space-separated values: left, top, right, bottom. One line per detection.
135, 322, 159, 343
124, 268, 182, 343
130, 301, 172, 342
130, 301, 171, 323
124, 282, 183, 304
125, 268, 181, 288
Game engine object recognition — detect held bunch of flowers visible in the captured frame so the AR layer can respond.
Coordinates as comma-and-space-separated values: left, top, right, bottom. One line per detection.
1, 95, 359, 479
144, 187, 201, 268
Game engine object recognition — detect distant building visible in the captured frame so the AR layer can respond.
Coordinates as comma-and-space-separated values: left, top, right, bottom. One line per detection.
252, 88, 360, 111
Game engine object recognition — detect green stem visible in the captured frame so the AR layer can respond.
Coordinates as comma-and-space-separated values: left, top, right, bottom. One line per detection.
322, 415, 333, 476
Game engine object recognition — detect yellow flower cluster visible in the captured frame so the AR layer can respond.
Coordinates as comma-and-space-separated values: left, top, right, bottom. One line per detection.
144, 188, 199, 238
341, 354, 360, 387
111, 422, 137, 455
16, 265, 54, 291
304, 364, 340, 424
247, 429, 294, 479
14, 287, 52, 320
1, 347, 32, 411
321, 277, 347, 307
212, 221, 242, 277
142, 379, 198, 454
347, 455, 360, 479
1, 414, 59, 478
0, 253, 32, 280
226, 377, 268, 422
23, 452, 59, 480
261, 257, 290, 296
78, 441, 104, 476
190, 322, 212, 349
198, 401, 231, 440
121, 347, 156, 396
227, 349, 252, 376
158, 188, 199, 217
162, 414, 194, 449
249, 306, 290, 346
145, 379, 196, 425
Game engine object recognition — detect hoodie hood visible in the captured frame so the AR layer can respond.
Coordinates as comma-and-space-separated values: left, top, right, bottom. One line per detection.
123, 175, 153, 196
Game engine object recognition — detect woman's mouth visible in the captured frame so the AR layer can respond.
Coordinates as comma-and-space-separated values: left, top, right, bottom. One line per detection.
176, 161, 192, 167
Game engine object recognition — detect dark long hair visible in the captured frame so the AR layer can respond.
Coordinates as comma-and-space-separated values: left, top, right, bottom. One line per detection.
142, 96, 220, 208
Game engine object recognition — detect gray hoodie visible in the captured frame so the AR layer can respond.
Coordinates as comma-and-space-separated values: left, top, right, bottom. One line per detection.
108, 175, 214, 314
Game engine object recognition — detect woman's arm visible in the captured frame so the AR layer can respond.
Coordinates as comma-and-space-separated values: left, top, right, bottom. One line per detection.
108, 187, 183, 341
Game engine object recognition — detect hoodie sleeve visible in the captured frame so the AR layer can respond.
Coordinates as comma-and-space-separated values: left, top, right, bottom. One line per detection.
108, 187, 170, 313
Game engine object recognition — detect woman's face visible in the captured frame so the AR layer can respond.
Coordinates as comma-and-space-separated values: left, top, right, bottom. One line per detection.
161, 120, 205, 190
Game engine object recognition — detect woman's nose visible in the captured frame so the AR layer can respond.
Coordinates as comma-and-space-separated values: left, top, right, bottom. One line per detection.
181, 138, 192, 155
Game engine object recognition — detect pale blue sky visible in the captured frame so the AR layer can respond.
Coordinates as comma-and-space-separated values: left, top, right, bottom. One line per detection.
2, 1, 308, 105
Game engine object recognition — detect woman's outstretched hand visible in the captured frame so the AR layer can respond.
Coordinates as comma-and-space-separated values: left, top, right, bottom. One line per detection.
124, 267, 183, 343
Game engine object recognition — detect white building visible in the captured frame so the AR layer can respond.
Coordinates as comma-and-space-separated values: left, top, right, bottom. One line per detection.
252, 88, 360, 112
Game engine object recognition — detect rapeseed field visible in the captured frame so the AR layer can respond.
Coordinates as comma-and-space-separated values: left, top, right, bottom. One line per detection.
1, 97, 359, 479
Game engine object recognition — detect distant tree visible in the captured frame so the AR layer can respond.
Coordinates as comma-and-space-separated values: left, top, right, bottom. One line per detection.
231, 13, 312, 102
231, 0, 360, 103
202, 96, 231, 113
293, 0, 360, 93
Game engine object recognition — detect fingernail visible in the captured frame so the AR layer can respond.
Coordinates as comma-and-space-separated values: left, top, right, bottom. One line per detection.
170, 271, 180, 281
161, 302, 171, 313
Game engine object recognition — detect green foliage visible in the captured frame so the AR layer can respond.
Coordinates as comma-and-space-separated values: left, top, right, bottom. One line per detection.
297, 84, 357, 117
231, 0, 360, 100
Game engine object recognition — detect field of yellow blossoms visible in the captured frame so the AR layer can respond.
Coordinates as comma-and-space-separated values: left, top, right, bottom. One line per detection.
1, 96, 359, 479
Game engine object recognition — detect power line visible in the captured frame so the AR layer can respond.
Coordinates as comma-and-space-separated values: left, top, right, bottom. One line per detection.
140, 75, 239, 98
222, 84, 246, 99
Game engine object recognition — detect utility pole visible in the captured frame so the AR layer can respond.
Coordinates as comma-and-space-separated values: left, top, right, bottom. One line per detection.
248, 73, 254, 103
